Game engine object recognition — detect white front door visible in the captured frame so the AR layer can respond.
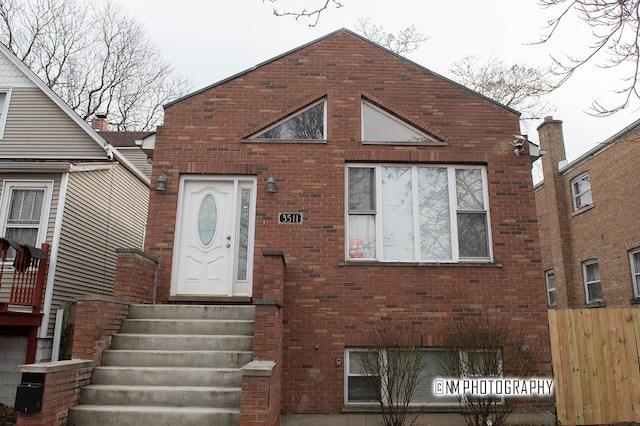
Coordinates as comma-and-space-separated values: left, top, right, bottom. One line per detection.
171, 177, 255, 297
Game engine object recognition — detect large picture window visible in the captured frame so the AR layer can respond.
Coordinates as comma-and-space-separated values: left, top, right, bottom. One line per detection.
0, 181, 53, 259
347, 164, 491, 262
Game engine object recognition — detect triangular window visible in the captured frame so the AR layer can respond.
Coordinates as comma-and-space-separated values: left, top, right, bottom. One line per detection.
362, 101, 439, 144
251, 100, 325, 141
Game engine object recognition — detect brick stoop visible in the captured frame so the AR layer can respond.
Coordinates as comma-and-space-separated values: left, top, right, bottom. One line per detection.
68, 304, 254, 426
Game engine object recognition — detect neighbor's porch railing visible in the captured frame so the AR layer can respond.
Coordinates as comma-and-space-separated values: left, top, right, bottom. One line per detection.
0, 237, 50, 313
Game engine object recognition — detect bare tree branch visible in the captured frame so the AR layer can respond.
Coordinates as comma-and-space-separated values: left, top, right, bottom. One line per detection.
0, 0, 191, 131
536, 0, 640, 115
354, 18, 428, 55
266, 0, 343, 27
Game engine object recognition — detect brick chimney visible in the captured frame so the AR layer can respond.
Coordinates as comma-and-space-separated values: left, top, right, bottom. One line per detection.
91, 114, 108, 132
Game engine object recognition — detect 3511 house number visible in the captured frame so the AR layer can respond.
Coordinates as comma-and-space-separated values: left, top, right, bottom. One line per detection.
278, 213, 303, 224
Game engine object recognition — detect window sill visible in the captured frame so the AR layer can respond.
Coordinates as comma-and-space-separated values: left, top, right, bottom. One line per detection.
572, 204, 594, 216
584, 300, 606, 308
342, 404, 461, 414
630, 297, 640, 305
339, 260, 502, 268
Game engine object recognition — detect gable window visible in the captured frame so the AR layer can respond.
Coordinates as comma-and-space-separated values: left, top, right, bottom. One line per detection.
582, 260, 603, 304
0, 89, 11, 139
250, 100, 325, 141
361, 101, 441, 144
629, 249, 640, 299
347, 164, 491, 262
571, 172, 592, 212
545, 270, 557, 307
0, 181, 53, 259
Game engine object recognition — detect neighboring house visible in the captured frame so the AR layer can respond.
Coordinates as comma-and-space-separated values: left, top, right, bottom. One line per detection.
536, 116, 640, 309
141, 29, 552, 421
0, 42, 150, 406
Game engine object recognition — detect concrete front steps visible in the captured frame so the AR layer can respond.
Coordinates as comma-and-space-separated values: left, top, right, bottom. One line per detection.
68, 304, 254, 426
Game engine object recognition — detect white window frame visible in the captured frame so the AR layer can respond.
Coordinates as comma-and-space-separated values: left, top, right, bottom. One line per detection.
0, 180, 53, 260
629, 249, 640, 299
345, 164, 492, 263
571, 172, 593, 212
582, 260, 603, 304
0, 88, 12, 139
545, 270, 557, 307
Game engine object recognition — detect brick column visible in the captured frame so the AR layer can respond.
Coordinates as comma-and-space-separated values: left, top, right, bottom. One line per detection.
113, 248, 159, 304
15, 360, 92, 426
241, 251, 285, 425
71, 295, 129, 366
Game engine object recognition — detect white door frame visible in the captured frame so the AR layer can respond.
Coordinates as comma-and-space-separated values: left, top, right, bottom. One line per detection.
170, 175, 256, 297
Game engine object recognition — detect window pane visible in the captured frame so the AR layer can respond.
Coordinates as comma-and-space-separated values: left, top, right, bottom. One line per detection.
348, 215, 376, 259
588, 282, 603, 301
255, 102, 324, 140
418, 167, 452, 261
349, 168, 375, 212
362, 102, 431, 142
347, 376, 379, 403
456, 169, 484, 210
5, 228, 38, 246
414, 351, 459, 405
575, 192, 592, 209
457, 213, 488, 258
8, 189, 44, 224
548, 290, 557, 306
546, 272, 556, 290
236, 188, 251, 281
382, 167, 414, 260
633, 252, 640, 274
586, 263, 600, 282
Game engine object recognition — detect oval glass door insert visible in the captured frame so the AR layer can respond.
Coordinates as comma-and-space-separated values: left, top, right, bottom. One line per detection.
198, 194, 217, 245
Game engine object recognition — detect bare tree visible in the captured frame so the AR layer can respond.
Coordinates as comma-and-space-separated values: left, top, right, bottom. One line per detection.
356, 321, 424, 426
450, 55, 554, 125
538, 0, 640, 115
0, 0, 191, 131
440, 318, 540, 426
266, 0, 343, 27
354, 19, 428, 55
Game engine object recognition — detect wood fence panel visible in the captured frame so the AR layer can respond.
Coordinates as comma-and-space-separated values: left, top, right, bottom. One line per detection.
549, 308, 640, 425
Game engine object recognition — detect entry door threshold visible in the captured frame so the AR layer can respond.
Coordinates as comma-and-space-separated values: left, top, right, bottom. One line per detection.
169, 295, 252, 304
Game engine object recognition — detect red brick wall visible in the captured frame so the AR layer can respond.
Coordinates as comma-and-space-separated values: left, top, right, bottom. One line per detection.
71, 296, 129, 366
113, 249, 158, 304
537, 118, 640, 308
145, 31, 552, 414
16, 361, 92, 426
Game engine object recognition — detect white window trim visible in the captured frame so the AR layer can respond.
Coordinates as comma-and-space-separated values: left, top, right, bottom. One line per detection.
345, 164, 492, 263
571, 172, 592, 212
582, 260, 603, 304
0, 88, 12, 139
545, 270, 557, 307
0, 180, 54, 260
247, 99, 327, 141
629, 249, 640, 299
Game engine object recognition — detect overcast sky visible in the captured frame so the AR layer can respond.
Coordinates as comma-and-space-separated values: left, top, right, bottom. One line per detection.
123, 0, 639, 163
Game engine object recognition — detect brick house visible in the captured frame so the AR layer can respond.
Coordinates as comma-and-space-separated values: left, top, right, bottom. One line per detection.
536, 116, 640, 309
146, 28, 552, 421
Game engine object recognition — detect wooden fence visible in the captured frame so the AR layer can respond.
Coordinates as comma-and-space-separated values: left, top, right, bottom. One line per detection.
548, 308, 640, 425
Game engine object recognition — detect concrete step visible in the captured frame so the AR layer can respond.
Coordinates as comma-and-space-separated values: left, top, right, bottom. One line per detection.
101, 349, 253, 368
68, 405, 239, 426
91, 366, 242, 387
111, 333, 253, 351
79, 384, 241, 407
128, 304, 255, 320
119, 318, 254, 335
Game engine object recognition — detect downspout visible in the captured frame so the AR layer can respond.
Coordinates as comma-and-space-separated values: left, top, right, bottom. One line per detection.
39, 171, 69, 339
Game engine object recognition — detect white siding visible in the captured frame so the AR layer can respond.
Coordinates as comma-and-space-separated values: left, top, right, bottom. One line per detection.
0, 53, 34, 88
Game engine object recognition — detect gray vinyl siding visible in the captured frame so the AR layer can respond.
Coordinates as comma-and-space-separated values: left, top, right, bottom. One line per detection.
49, 164, 148, 334
116, 147, 152, 179
0, 87, 106, 159
0, 173, 61, 308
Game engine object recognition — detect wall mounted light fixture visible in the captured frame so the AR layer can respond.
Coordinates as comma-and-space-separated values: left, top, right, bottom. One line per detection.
266, 176, 276, 193
157, 174, 168, 192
